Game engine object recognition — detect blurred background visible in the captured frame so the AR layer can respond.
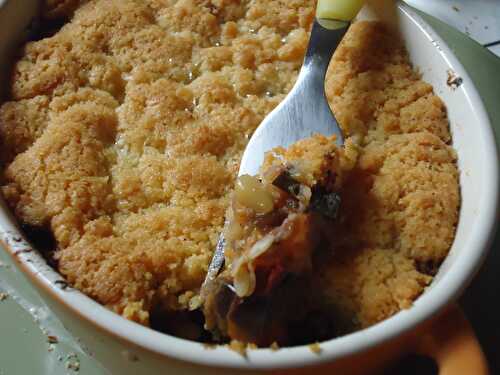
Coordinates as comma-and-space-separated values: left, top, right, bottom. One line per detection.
406, 0, 500, 56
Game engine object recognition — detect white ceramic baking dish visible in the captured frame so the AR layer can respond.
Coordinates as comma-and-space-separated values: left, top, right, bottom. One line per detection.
0, 0, 498, 374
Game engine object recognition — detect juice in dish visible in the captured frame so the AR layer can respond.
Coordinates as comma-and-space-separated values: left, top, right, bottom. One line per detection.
0, 0, 459, 347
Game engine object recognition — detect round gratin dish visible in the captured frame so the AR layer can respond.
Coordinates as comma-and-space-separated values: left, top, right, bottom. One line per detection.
0, 1, 497, 373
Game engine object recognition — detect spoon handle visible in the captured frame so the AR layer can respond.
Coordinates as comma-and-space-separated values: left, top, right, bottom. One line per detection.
316, 0, 365, 21
304, 0, 365, 85
292, 19, 349, 146
303, 19, 350, 77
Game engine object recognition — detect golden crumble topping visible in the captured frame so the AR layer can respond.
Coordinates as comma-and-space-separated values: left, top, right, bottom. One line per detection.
0, 0, 458, 334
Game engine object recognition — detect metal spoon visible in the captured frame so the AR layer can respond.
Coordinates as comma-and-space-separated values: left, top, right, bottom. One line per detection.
202, 16, 353, 293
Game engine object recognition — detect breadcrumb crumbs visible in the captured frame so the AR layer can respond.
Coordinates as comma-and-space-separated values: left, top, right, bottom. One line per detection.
65, 352, 80, 372
47, 335, 59, 344
309, 342, 322, 354
228, 340, 248, 357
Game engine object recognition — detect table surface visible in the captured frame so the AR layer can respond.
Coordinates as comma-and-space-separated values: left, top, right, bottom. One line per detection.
0, 7, 499, 375
406, 0, 500, 56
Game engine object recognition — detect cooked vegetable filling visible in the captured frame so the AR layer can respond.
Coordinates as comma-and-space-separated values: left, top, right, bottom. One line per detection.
203, 135, 348, 345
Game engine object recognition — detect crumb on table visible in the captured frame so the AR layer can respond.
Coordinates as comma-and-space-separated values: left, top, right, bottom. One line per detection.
309, 342, 322, 354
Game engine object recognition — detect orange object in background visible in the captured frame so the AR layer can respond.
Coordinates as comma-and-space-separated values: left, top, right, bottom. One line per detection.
277, 305, 489, 375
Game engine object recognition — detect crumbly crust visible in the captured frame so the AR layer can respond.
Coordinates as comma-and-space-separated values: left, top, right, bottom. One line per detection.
261, 134, 358, 188
0, 0, 458, 330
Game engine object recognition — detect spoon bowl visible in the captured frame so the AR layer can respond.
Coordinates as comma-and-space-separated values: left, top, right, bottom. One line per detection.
203, 16, 356, 292
238, 18, 349, 177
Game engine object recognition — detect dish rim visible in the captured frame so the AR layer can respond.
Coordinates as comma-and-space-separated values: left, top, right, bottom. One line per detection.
0, 1, 498, 370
